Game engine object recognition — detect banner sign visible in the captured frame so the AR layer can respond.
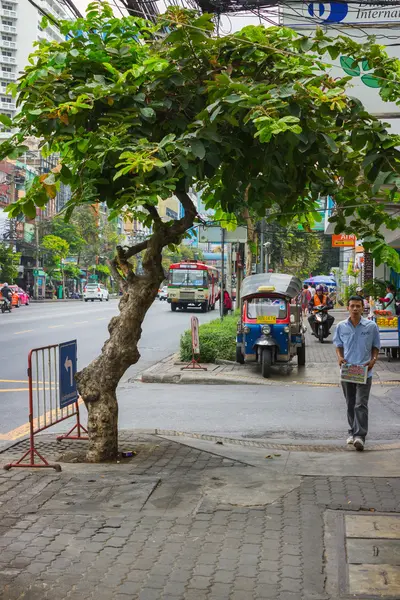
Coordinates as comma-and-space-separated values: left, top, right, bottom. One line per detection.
191, 316, 200, 355
282, 1, 400, 27
332, 234, 356, 247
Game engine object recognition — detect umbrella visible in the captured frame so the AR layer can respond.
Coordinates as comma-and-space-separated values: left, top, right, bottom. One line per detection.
304, 275, 337, 286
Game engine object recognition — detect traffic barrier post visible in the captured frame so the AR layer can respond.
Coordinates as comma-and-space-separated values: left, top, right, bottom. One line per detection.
3, 341, 88, 472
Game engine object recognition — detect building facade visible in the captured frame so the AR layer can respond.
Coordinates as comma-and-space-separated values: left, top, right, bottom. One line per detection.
0, 0, 70, 123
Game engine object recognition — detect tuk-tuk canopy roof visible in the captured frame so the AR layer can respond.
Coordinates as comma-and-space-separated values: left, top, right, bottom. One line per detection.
240, 273, 302, 300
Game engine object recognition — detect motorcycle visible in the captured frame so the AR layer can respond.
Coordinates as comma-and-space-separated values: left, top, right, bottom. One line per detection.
1, 297, 12, 313
313, 305, 333, 343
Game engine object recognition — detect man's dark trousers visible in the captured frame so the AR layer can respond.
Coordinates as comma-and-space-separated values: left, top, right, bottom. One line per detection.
341, 378, 372, 441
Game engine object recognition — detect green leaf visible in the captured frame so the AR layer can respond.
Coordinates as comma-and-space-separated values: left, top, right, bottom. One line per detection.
373, 171, 391, 194
322, 133, 338, 153
0, 114, 12, 127
159, 134, 176, 148
300, 37, 314, 52
140, 107, 155, 119
9, 145, 29, 159
190, 140, 205, 160
340, 56, 360, 77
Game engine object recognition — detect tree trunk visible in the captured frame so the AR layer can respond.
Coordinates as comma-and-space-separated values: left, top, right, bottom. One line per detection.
76, 272, 161, 461
75, 192, 197, 462
243, 207, 256, 277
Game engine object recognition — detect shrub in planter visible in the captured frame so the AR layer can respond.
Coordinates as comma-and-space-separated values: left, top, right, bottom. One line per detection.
180, 314, 238, 363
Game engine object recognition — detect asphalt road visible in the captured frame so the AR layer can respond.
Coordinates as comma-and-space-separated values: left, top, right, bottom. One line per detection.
0, 298, 217, 435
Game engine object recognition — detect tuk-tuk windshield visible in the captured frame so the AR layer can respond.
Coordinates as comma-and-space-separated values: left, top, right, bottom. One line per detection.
247, 298, 287, 320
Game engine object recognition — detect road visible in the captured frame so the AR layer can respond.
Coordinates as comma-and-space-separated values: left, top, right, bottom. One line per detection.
1, 300, 400, 447
0, 299, 217, 436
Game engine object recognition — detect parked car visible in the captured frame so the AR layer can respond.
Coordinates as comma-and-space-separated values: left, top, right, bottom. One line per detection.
159, 286, 168, 301
11, 285, 30, 306
83, 283, 109, 302
0, 284, 19, 307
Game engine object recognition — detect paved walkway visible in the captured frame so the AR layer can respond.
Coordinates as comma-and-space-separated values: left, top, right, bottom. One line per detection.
0, 433, 399, 600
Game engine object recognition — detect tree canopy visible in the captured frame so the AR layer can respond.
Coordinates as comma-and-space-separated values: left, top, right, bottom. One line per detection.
2, 3, 400, 272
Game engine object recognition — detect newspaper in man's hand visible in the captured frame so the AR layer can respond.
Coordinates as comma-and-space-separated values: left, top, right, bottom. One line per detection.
340, 363, 368, 385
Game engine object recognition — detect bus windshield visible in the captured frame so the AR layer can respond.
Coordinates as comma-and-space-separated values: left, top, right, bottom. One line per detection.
247, 298, 287, 320
170, 269, 207, 287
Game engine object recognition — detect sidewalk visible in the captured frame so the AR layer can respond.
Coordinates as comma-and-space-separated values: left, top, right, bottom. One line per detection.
139, 310, 400, 387
0, 432, 399, 600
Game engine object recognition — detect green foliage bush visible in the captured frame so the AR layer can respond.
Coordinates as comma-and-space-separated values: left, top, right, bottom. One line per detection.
180, 313, 238, 363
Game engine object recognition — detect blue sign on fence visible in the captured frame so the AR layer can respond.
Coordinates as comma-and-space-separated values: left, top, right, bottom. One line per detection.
59, 340, 78, 409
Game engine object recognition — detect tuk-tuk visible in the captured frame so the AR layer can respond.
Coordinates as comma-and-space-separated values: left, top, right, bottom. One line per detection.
236, 273, 306, 378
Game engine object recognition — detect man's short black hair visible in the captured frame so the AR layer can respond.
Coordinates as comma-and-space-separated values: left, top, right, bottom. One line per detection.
347, 295, 364, 307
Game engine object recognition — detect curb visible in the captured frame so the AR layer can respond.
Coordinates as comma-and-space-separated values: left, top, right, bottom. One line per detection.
140, 371, 400, 387
157, 430, 400, 453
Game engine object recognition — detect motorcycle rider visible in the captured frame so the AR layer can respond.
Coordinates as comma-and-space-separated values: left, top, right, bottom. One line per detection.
308, 284, 334, 336
1, 282, 12, 310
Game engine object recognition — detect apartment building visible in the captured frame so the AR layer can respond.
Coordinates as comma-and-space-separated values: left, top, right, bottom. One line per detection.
0, 0, 69, 121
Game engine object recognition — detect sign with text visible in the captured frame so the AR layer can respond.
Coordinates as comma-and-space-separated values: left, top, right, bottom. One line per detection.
191, 316, 200, 355
341, 363, 368, 384
282, 2, 400, 27
59, 340, 78, 409
332, 234, 356, 247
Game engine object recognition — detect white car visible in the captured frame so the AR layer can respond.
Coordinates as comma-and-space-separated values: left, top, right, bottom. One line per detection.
159, 286, 168, 301
83, 283, 109, 302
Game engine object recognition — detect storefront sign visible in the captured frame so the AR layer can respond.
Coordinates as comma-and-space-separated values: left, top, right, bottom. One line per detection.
332, 234, 356, 247
282, 1, 400, 27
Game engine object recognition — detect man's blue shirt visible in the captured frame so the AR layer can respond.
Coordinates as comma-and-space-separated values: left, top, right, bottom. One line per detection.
333, 317, 381, 378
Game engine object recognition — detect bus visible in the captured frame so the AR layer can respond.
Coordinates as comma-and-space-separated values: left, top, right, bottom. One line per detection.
167, 261, 220, 312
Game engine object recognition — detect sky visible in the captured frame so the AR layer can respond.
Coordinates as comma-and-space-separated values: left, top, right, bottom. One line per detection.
73, 0, 267, 32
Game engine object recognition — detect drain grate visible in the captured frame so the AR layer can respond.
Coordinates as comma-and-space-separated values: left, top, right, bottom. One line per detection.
325, 511, 400, 598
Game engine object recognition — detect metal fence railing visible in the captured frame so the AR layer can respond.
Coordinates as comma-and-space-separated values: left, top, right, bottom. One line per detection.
3, 342, 88, 471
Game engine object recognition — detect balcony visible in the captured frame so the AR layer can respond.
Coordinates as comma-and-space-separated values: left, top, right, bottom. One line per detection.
0, 9, 16, 18
0, 101, 15, 111
0, 24, 15, 33
0, 71, 15, 80
0, 39, 15, 49
0, 55, 15, 64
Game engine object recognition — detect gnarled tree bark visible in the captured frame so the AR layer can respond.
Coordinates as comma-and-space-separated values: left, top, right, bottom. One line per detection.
76, 192, 197, 462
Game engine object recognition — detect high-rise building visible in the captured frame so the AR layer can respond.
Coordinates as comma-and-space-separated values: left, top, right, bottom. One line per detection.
0, 0, 70, 121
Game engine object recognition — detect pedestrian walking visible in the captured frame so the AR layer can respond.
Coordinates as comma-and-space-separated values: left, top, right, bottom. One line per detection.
333, 295, 381, 451
300, 284, 311, 316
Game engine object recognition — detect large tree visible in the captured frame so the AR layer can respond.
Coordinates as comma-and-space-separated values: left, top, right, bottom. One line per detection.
3, 3, 400, 460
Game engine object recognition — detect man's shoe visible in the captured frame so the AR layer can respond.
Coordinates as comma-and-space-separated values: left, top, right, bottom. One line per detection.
354, 437, 364, 451
346, 436, 354, 445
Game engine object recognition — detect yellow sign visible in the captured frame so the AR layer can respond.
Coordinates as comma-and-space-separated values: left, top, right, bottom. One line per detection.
377, 317, 398, 329
257, 286, 275, 292
256, 315, 277, 324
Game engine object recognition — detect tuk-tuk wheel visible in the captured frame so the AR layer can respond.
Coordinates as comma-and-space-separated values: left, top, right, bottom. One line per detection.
297, 343, 306, 367
201, 301, 208, 313
261, 348, 272, 378
236, 346, 245, 364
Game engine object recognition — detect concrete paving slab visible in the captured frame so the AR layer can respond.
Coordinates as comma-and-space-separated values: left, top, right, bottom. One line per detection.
346, 514, 400, 538
159, 434, 400, 477
349, 564, 400, 596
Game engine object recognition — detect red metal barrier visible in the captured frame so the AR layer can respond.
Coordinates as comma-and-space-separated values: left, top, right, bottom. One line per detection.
3, 343, 88, 472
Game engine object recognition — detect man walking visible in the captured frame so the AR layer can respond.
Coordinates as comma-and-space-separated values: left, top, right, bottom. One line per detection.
333, 295, 380, 451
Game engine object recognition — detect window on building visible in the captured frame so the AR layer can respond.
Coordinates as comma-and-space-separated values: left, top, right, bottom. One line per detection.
1, 20, 13, 26
2, 66, 11, 72
2, 5, 13, 11
2, 35, 12, 42
1, 97, 12, 103
1, 51, 12, 56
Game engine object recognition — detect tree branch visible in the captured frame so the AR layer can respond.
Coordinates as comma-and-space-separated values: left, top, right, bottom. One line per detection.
120, 240, 148, 260
144, 203, 162, 224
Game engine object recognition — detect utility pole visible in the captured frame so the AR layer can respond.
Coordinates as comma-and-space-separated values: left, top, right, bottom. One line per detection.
220, 227, 225, 321
260, 218, 265, 273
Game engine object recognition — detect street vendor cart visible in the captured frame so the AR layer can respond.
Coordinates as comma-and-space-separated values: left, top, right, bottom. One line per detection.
373, 312, 400, 360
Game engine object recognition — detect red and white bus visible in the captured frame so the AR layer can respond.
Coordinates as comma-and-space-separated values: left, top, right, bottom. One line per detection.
167, 261, 220, 312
